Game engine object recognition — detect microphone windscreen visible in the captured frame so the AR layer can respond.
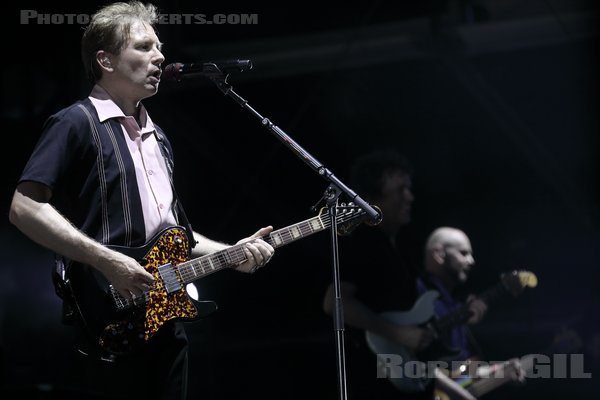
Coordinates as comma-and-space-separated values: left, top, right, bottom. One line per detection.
162, 63, 184, 81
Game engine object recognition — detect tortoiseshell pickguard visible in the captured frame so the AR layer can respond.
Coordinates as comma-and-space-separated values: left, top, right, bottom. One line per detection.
142, 227, 198, 340
99, 227, 199, 355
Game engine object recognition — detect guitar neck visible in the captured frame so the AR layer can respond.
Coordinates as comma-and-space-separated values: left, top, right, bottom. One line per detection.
467, 362, 516, 397
433, 282, 509, 333
176, 213, 331, 284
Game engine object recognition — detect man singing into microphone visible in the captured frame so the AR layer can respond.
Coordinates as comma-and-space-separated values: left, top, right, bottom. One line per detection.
9, 2, 274, 399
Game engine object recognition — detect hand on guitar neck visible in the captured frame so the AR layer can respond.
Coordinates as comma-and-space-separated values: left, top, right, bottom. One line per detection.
464, 294, 488, 325
434, 356, 527, 400
434, 320, 583, 400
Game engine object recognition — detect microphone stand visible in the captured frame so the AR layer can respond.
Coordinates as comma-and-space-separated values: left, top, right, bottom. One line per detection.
196, 67, 381, 400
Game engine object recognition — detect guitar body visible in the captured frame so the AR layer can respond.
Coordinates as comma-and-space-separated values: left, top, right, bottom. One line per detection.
434, 354, 536, 400
365, 290, 461, 392
67, 226, 203, 358
365, 270, 537, 393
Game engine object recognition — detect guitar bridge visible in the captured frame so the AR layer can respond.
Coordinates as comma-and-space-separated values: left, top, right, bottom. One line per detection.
158, 263, 182, 293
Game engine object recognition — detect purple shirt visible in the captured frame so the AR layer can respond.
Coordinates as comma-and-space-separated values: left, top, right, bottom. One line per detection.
417, 276, 474, 361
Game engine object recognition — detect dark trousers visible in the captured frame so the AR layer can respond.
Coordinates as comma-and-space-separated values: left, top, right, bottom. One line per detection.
63, 322, 189, 400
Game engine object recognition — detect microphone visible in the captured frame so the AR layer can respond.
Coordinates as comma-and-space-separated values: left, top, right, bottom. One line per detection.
162, 60, 252, 81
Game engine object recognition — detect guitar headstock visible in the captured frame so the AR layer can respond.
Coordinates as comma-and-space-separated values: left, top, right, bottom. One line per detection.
319, 203, 381, 236
500, 270, 538, 297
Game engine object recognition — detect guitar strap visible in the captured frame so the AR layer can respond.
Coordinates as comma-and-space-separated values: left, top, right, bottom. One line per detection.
52, 254, 76, 325
465, 325, 486, 360
153, 130, 197, 252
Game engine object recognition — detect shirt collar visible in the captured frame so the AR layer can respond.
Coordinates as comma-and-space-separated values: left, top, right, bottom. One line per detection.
427, 275, 456, 304
88, 84, 156, 134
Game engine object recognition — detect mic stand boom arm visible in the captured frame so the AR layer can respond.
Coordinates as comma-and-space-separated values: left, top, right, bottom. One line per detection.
206, 70, 381, 224
205, 70, 381, 400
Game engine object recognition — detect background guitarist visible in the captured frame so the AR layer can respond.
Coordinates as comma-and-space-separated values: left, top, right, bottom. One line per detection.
322, 149, 436, 400
419, 227, 488, 363
419, 227, 525, 399
8, 2, 274, 399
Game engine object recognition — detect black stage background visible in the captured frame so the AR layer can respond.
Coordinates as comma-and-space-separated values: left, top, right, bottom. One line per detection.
1, 1, 599, 399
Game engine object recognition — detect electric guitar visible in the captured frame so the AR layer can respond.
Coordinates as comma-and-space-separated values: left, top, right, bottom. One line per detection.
63, 204, 375, 359
433, 354, 534, 400
365, 270, 538, 392
433, 324, 583, 399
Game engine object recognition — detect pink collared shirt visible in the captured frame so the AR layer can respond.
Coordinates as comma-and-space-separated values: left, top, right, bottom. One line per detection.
89, 85, 177, 241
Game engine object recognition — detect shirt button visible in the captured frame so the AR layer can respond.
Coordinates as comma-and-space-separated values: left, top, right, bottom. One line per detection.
148, 170, 154, 175
159, 204, 164, 209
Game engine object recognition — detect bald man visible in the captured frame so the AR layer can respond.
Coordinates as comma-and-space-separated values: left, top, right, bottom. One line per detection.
418, 227, 488, 362
419, 227, 526, 399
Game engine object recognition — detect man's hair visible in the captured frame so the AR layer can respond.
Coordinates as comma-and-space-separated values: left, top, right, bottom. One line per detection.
81, 1, 159, 83
349, 149, 413, 200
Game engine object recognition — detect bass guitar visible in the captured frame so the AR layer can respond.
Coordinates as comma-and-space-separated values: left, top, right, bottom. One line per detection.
433, 324, 583, 399
365, 270, 538, 392
433, 354, 534, 400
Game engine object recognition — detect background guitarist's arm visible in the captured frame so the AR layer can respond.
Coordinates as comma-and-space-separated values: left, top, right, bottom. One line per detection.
323, 281, 433, 351
9, 182, 155, 300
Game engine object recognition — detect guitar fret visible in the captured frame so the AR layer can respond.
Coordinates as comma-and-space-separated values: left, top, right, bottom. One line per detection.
108, 207, 366, 315
181, 260, 203, 284
192, 261, 200, 278
200, 259, 210, 273
225, 248, 244, 265
223, 251, 232, 265
207, 257, 215, 270
271, 231, 283, 246
229, 247, 245, 265
290, 226, 301, 239
286, 228, 294, 240
307, 219, 315, 232
303, 222, 310, 232
311, 217, 323, 231
299, 222, 309, 236
215, 252, 227, 268
279, 229, 287, 242
289, 226, 300, 239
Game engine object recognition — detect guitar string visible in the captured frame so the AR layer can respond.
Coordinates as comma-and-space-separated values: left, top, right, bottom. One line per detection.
176, 211, 357, 283
177, 215, 327, 282
112, 209, 362, 309
467, 362, 514, 395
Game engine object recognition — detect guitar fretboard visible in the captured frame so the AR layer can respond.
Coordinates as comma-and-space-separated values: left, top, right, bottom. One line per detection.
176, 208, 362, 284
432, 281, 510, 334
110, 206, 366, 310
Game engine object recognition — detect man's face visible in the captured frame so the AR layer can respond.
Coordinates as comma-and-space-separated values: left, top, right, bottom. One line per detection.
376, 171, 414, 229
110, 20, 164, 99
443, 235, 475, 283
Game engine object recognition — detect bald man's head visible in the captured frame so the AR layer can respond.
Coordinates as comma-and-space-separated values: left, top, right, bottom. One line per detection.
424, 227, 475, 286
